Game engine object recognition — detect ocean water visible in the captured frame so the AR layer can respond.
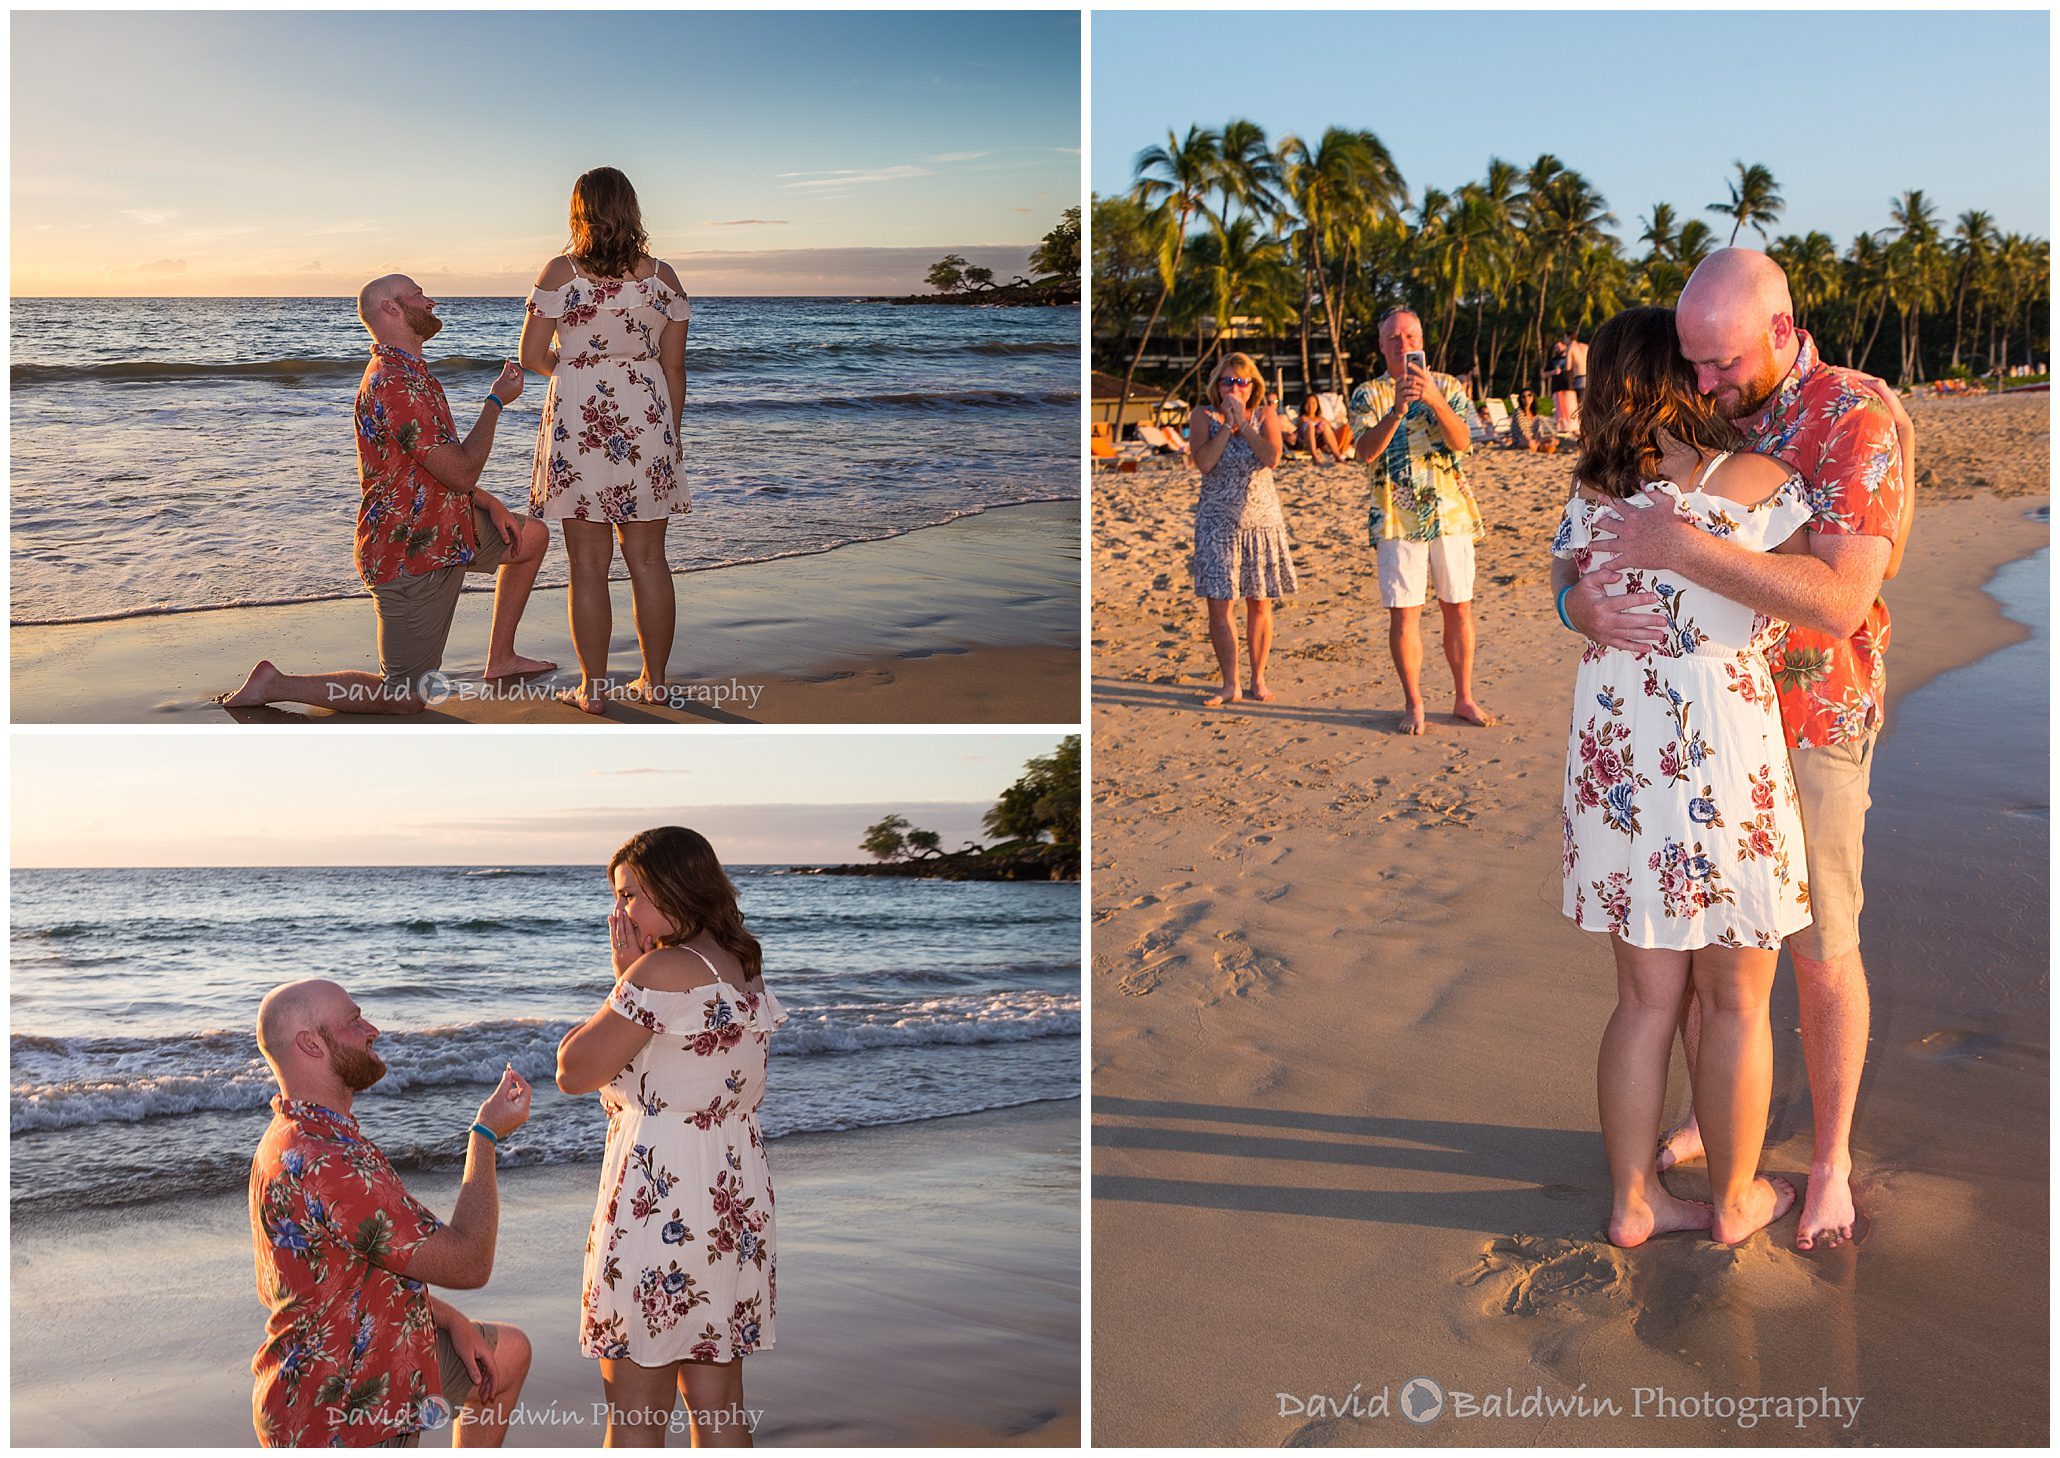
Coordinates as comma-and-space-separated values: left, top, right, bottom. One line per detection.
9, 865, 1081, 1212
9, 297, 1080, 625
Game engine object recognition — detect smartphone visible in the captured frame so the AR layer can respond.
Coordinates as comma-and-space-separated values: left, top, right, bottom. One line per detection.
1403, 349, 1427, 372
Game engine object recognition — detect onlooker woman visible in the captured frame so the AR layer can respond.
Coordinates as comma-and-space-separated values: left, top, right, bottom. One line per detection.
1190, 353, 1295, 707
1293, 395, 1351, 464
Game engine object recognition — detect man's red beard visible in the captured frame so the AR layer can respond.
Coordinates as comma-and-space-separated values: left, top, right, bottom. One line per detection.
1719, 354, 1784, 420
322, 1032, 388, 1092
401, 303, 443, 342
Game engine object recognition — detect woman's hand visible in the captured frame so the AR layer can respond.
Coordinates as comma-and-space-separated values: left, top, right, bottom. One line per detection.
1221, 394, 1249, 433
610, 908, 655, 979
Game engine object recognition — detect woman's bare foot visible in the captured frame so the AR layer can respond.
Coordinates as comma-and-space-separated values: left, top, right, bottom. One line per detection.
1201, 686, 1242, 708
1710, 1175, 1797, 1245
1454, 696, 1497, 727
1248, 680, 1277, 703
1656, 1118, 1706, 1172
218, 660, 281, 708
627, 674, 671, 706
1399, 701, 1427, 735
485, 653, 556, 681
556, 682, 609, 715
1608, 1187, 1715, 1248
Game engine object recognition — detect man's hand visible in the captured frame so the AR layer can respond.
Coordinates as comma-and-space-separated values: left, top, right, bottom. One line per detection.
476, 1066, 532, 1139
610, 908, 656, 980
446, 1318, 499, 1404
1393, 364, 1428, 413
493, 360, 525, 405
1589, 490, 1698, 573
482, 495, 521, 548
1566, 567, 1667, 652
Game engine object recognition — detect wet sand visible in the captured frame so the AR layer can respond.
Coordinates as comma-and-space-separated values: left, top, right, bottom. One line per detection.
9, 500, 1080, 725
1089, 393, 2048, 1444
10, 1101, 1080, 1447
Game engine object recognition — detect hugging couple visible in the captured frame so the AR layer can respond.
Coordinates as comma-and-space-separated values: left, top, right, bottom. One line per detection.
223, 168, 691, 718
1554, 249, 1915, 1251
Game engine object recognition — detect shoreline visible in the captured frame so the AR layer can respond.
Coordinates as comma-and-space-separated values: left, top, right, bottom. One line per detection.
10, 1099, 1081, 1447
1089, 394, 2048, 1445
10, 499, 1080, 725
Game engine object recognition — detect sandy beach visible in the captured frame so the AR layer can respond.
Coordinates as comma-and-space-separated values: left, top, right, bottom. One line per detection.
9, 500, 1079, 725
1088, 393, 2048, 1444
10, 1100, 1080, 1447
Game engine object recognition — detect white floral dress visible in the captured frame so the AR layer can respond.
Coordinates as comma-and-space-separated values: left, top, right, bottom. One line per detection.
579, 951, 786, 1365
527, 264, 693, 523
1553, 456, 1816, 950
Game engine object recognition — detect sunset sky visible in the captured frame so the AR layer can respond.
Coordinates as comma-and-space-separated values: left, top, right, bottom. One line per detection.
11, 733, 1070, 866
11, 11, 1080, 297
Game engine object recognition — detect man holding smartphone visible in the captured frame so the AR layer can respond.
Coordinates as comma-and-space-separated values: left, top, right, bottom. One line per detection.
1349, 306, 1494, 734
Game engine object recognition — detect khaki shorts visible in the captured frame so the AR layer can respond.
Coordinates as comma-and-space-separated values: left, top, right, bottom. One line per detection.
376, 1320, 503, 1447
370, 506, 510, 687
1787, 735, 1876, 962
1377, 534, 1475, 608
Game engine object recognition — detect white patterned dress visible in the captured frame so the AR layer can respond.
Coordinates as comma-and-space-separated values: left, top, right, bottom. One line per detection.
579, 951, 786, 1365
527, 264, 694, 523
1190, 416, 1298, 599
1554, 458, 1815, 950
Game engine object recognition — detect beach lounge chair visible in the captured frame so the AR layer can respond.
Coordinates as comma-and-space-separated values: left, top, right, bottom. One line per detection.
1482, 399, 1513, 445
1137, 424, 1189, 457
1315, 393, 1350, 430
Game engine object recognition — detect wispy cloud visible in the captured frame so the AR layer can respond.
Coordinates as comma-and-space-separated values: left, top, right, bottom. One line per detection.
776, 164, 933, 191
927, 151, 989, 164
588, 768, 696, 777
295, 260, 322, 272
136, 257, 188, 275
705, 218, 789, 228
121, 207, 177, 226
1054, 147, 1081, 156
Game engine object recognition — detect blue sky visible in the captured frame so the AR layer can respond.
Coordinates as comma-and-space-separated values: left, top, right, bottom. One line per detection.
1092, 10, 2049, 246
12, 11, 1081, 295
11, 733, 1070, 866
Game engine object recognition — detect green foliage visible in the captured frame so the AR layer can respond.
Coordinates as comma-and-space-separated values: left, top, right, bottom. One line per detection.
860, 814, 912, 860
1032, 206, 1081, 281
983, 735, 1081, 846
926, 255, 969, 294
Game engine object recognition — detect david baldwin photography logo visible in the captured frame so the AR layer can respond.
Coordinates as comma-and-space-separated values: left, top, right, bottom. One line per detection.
1278, 1380, 1863, 1431
320, 673, 766, 711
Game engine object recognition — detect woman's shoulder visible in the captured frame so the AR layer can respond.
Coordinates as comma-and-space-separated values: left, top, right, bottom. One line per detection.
651, 258, 684, 290
626, 945, 723, 994
1706, 449, 1799, 505
534, 255, 576, 289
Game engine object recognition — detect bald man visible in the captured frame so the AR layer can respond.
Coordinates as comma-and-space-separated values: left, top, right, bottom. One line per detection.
249, 978, 535, 1446
221, 275, 555, 715
1563, 249, 1917, 1252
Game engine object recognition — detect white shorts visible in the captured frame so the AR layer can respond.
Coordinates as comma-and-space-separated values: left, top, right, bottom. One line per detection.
1376, 535, 1476, 608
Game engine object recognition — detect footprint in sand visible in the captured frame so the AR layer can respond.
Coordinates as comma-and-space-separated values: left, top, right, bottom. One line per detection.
1461, 1234, 1632, 1319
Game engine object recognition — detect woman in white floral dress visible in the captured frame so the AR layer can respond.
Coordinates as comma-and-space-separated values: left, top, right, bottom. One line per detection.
520, 168, 693, 714
1551, 307, 1812, 1250
557, 827, 785, 1447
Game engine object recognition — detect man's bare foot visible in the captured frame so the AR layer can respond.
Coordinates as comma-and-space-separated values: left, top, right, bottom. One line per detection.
1454, 697, 1497, 727
1710, 1175, 1797, 1245
1608, 1188, 1714, 1248
1248, 680, 1277, 703
1656, 1118, 1706, 1172
1795, 1160, 1858, 1251
1201, 686, 1242, 708
627, 674, 672, 705
485, 653, 556, 681
1400, 702, 1426, 735
218, 660, 282, 709
556, 683, 609, 715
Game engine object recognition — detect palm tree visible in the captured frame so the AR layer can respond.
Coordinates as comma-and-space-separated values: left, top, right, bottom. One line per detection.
1520, 163, 1615, 385
1948, 209, 1999, 371
1769, 232, 1840, 335
1640, 202, 1680, 261
1425, 184, 1511, 373
1707, 161, 1785, 245
1887, 189, 1944, 384
1276, 126, 1406, 392
1211, 117, 1282, 231
1114, 126, 1220, 434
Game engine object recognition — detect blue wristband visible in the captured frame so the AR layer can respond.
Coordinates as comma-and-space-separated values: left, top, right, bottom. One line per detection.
484, 393, 506, 413
469, 1122, 499, 1145
1556, 582, 1578, 632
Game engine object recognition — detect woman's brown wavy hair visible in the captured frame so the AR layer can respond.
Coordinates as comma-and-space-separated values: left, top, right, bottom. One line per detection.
567, 167, 651, 280
609, 827, 762, 981
1573, 306, 1741, 498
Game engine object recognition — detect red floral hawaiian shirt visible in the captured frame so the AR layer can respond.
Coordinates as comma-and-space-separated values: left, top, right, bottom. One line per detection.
1736, 331, 1905, 748
249, 1097, 445, 1447
353, 345, 474, 588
